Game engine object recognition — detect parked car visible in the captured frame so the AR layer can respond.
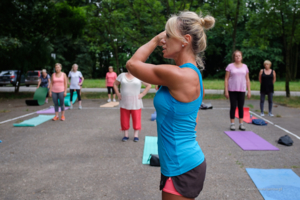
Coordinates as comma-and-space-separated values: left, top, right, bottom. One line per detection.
25, 70, 41, 87
0, 70, 25, 86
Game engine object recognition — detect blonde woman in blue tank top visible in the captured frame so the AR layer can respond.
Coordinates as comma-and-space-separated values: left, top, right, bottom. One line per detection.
126, 11, 215, 200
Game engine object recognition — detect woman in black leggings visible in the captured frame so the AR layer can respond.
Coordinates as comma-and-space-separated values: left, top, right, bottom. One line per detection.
259, 60, 276, 116
225, 50, 251, 131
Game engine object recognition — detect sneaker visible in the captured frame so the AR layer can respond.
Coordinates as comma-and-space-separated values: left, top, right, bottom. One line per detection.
230, 124, 236, 130
60, 116, 65, 121
79, 105, 82, 110
113, 99, 116, 102
239, 124, 246, 131
260, 113, 264, 116
45, 99, 48, 103
122, 137, 129, 142
70, 104, 73, 109
107, 99, 111, 103
52, 116, 59, 121
133, 137, 139, 142
269, 113, 274, 117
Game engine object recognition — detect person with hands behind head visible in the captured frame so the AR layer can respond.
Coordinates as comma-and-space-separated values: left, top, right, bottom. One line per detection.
68, 64, 84, 109
49, 63, 68, 121
126, 11, 214, 200
224, 50, 251, 131
37, 69, 51, 103
113, 70, 151, 142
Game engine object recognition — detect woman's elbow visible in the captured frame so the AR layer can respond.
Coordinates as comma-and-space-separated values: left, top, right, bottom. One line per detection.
126, 59, 134, 71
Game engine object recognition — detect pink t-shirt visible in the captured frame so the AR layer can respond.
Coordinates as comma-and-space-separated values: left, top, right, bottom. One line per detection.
226, 63, 249, 92
106, 72, 117, 87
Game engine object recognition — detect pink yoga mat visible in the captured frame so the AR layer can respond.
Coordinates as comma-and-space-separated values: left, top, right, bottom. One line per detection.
36, 107, 69, 114
224, 131, 279, 151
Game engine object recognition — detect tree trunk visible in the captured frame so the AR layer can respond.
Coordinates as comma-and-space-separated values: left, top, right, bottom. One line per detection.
232, 0, 241, 52
285, 47, 291, 97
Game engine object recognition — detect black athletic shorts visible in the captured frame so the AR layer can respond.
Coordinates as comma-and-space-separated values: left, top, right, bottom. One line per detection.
160, 159, 207, 198
107, 86, 115, 94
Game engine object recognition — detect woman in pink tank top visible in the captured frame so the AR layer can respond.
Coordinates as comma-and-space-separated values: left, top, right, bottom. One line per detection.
224, 50, 251, 131
49, 63, 67, 121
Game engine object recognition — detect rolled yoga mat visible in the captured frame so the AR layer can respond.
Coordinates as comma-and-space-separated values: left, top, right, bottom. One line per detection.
58, 92, 77, 107
151, 111, 157, 121
235, 107, 257, 123
25, 87, 48, 106
36, 107, 69, 114
224, 131, 279, 151
13, 115, 55, 127
246, 168, 300, 200
142, 136, 158, 164
100, 102, 119, 107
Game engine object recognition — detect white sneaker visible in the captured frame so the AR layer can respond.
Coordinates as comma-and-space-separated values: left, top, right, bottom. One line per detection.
269, 113, 274, 117
107, 99, 111, 102
45, 99, 48, 103
70, 104, 73, 109
113, 99, 116, 102
260, 113, 264, 116
79, 105, 82, 110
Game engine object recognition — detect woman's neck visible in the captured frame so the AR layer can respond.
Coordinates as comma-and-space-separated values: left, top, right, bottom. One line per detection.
234, 61, 242, 65
174, 49, 197, 67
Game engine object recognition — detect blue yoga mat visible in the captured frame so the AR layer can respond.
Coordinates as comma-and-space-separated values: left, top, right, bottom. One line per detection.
142, 136, 158, 164
151, 111, 156, 121
246, 168, 300, 200
13, 115, 55, 127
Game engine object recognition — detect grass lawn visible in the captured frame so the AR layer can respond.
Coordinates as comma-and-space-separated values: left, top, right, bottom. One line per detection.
1, 92, 300, 108
82, 79, 300, 91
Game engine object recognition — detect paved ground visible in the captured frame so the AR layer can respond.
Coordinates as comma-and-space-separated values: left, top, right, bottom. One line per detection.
1, 85, 300, 96
0, 98, 299, 200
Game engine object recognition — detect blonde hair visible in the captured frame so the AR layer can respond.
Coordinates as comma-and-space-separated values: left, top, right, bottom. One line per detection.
108, 66, 113, 69
264, 60, 272, 66
72, 64, 78, 72
165, 11, 215, 68
55, 63, 62, 68
42, 69, 47, 73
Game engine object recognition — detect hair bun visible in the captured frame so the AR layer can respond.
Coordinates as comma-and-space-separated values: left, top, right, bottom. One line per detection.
199, 16, 215, 30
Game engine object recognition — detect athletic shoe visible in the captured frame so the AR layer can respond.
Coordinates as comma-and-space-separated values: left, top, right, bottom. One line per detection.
268, 113, 274, 117
79, 105, 82, 110
60, 116, 65, 121
260, 113, 264, 116
133, 137, 139, 142
107, 99, 111, 102
230, 124, 235, 130
45, 99, 48, 103
113, 99, 116, 102
52, 116, 59, 121
122, 137, 129, 142
239, 124, 246, 131
70, 104, 73, 109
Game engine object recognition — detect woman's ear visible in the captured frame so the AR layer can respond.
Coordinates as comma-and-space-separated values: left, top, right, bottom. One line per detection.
184, 34, 192, 45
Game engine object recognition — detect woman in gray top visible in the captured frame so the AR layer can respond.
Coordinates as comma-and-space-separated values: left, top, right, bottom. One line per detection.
68, 64, 84, 109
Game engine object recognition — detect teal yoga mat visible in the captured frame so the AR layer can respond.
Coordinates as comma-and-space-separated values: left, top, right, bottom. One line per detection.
142, 136, 158, 164
58, 92, 78, 106
13, 115, 55, 127
246, 168, 300, 200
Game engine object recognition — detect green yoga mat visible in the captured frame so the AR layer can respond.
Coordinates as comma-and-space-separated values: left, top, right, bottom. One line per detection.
142, 136, 158, 164
13, 115, 55, 127
25, 87, 48, 106
58, 92, 78, 106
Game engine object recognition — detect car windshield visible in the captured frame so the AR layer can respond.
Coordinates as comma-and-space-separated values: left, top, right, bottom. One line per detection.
27, 72, 39, 76
0, 71, 13, 76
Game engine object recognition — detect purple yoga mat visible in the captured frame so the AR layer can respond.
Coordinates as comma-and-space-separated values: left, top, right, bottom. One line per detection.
36, 107, 69, 114
224, 131, 279, 151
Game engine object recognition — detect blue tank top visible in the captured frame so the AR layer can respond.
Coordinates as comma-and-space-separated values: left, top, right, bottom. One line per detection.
153, 63, 205, 177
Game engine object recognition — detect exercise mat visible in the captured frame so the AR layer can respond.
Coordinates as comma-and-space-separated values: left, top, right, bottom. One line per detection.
246, 168, 300, 200
36, 107, 69, 114
100, 102, 119, 107
235, 107, 257, 123
224, 131, 279, 151
58, 92, 77, 107
142, 136, 158, 164
13, 115, 54, 127
25, 87, 48, 106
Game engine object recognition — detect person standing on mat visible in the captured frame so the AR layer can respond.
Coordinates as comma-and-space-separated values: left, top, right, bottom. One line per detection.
113, 70, 151, 142
37, 69, 50, 103
224, 50, 251, 131
126, 11, 213, 200
106, 66, 117, 102
68, 64, 84, 109
259, 60, 276, 117
49, 63, 67, 121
